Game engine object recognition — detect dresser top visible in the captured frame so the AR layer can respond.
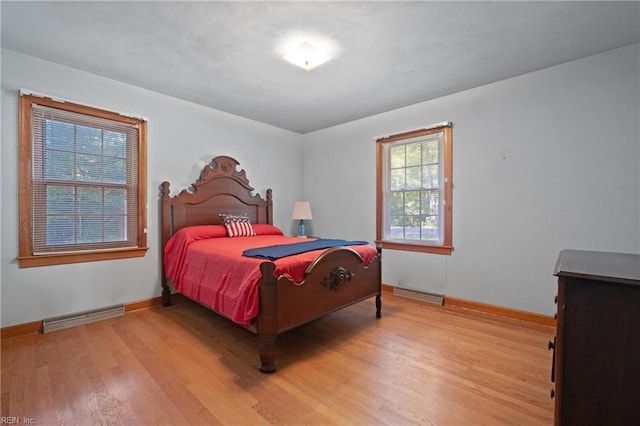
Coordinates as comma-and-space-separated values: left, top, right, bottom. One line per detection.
554, 249, 640, 286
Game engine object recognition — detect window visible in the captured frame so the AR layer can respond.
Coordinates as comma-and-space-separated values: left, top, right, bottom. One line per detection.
18, 94, 147, 267
376, 123, 452, 255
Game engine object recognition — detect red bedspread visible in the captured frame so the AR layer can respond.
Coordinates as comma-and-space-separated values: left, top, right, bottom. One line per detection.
164, 225, 377, 325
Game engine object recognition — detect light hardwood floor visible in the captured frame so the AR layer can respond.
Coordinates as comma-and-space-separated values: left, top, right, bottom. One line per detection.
1, 291, 554, 425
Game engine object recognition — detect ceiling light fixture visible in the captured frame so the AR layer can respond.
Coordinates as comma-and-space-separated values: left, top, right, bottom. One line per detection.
283, 41, 331, 71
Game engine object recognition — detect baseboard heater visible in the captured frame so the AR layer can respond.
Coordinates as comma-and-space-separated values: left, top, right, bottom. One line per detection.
393, 287, 444, 306
43, 304, 125, 333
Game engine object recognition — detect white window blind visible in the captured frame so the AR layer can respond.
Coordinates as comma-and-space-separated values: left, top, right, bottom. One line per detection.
31, 104, 140, 254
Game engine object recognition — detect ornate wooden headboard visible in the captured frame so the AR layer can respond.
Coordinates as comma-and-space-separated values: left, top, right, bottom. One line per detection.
160, 156, 273, 248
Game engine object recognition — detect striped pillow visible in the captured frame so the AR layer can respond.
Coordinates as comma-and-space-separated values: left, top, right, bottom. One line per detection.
219, 214, 256, 237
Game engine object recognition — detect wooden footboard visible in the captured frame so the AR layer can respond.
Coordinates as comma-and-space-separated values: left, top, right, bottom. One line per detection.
256, 246, 382, 373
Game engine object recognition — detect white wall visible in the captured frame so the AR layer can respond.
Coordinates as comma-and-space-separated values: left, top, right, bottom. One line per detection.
302, 44, 640, 316
1, 49, 303, 327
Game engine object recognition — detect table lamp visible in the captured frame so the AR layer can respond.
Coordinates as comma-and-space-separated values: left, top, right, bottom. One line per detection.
292, 201, 313, 237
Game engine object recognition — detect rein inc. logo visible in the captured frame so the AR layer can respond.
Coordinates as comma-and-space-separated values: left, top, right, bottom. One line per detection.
1, 418, 34, 424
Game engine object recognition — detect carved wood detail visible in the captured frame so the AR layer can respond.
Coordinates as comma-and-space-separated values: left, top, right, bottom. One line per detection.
321, 266, 356, 291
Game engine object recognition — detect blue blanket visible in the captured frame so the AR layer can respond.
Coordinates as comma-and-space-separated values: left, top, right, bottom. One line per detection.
242, 239, 369, 260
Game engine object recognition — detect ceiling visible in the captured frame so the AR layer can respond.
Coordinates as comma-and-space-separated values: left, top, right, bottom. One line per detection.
2, 1, 639, 134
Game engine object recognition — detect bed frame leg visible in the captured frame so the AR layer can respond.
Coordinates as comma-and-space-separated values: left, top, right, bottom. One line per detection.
375, 245, 382, 319
259, 334, 277, 373
257, 262, 278, 373
162, 283, 172, 306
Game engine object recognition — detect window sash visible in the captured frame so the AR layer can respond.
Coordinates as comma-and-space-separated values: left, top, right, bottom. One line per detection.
383, 133, 445, 244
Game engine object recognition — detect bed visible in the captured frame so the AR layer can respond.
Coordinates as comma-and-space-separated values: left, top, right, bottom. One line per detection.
160, 155, 382, 372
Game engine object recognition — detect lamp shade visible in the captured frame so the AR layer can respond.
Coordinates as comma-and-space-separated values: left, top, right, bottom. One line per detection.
292, 201, 313, 220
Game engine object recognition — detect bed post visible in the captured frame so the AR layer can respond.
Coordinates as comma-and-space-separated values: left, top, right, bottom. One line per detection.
266, 189, 273, 225
160, 181, 172, 306
376, 244, 382, 318
257, 262, 278, 373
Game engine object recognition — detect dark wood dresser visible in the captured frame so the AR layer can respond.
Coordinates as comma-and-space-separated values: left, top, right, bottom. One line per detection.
550, 249, 640, 425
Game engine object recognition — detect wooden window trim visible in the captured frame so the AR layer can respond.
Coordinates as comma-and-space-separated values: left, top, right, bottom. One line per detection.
18, 94, 148, 267
376, 124, 453, 255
